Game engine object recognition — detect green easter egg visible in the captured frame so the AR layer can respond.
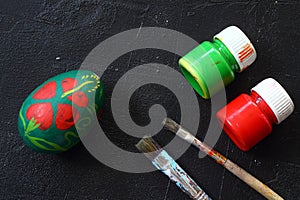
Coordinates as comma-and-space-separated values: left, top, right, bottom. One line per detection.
18, 70, 105, 153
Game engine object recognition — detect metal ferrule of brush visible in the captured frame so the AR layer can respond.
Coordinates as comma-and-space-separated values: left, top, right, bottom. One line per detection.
152, 150, 212, 200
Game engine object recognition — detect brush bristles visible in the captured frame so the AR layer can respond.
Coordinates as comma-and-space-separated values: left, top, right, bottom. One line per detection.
163, 118, 180, 133
136, 137, 162, 160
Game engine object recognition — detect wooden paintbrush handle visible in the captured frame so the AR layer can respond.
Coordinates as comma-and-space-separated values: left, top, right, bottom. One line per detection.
163, 119, 284, 200
223, 159, 284, 200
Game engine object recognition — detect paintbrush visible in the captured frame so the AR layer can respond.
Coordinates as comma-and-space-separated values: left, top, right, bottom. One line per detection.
163, 118, 284, 200
136, 137, 212, 200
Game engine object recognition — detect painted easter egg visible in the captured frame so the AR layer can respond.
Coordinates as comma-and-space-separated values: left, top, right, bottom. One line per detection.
18, 70, 105, 153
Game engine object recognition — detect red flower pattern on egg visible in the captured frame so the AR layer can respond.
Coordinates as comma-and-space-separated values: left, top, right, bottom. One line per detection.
61, 78, 78, 92
26, 103, 53, 130
28, 77, 85, 131
19, 70, 104, 153
56, 104, 80, 130
67, 91, 89, 108
28, 77, 91, 131
33, 82, 56, 100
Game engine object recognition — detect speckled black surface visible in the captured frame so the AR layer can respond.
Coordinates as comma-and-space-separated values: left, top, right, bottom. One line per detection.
0, 0, 299, 199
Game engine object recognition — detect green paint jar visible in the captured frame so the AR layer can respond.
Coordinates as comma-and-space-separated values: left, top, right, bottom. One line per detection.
179, 26, 257, 99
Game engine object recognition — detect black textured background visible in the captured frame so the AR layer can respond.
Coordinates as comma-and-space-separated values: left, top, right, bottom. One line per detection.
1, 0, 300, 199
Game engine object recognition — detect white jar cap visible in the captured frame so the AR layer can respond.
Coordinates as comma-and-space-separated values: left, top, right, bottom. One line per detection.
251, 78, 295, 124
214, 26, 257, 72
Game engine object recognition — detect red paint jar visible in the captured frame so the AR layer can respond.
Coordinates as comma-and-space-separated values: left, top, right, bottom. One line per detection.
217, 78, 294, 151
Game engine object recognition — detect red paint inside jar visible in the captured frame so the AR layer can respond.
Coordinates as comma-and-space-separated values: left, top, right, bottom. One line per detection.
216, 91, 277, 151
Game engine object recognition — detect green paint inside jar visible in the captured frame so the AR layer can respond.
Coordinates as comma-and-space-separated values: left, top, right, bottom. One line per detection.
179, 26, 257, 99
